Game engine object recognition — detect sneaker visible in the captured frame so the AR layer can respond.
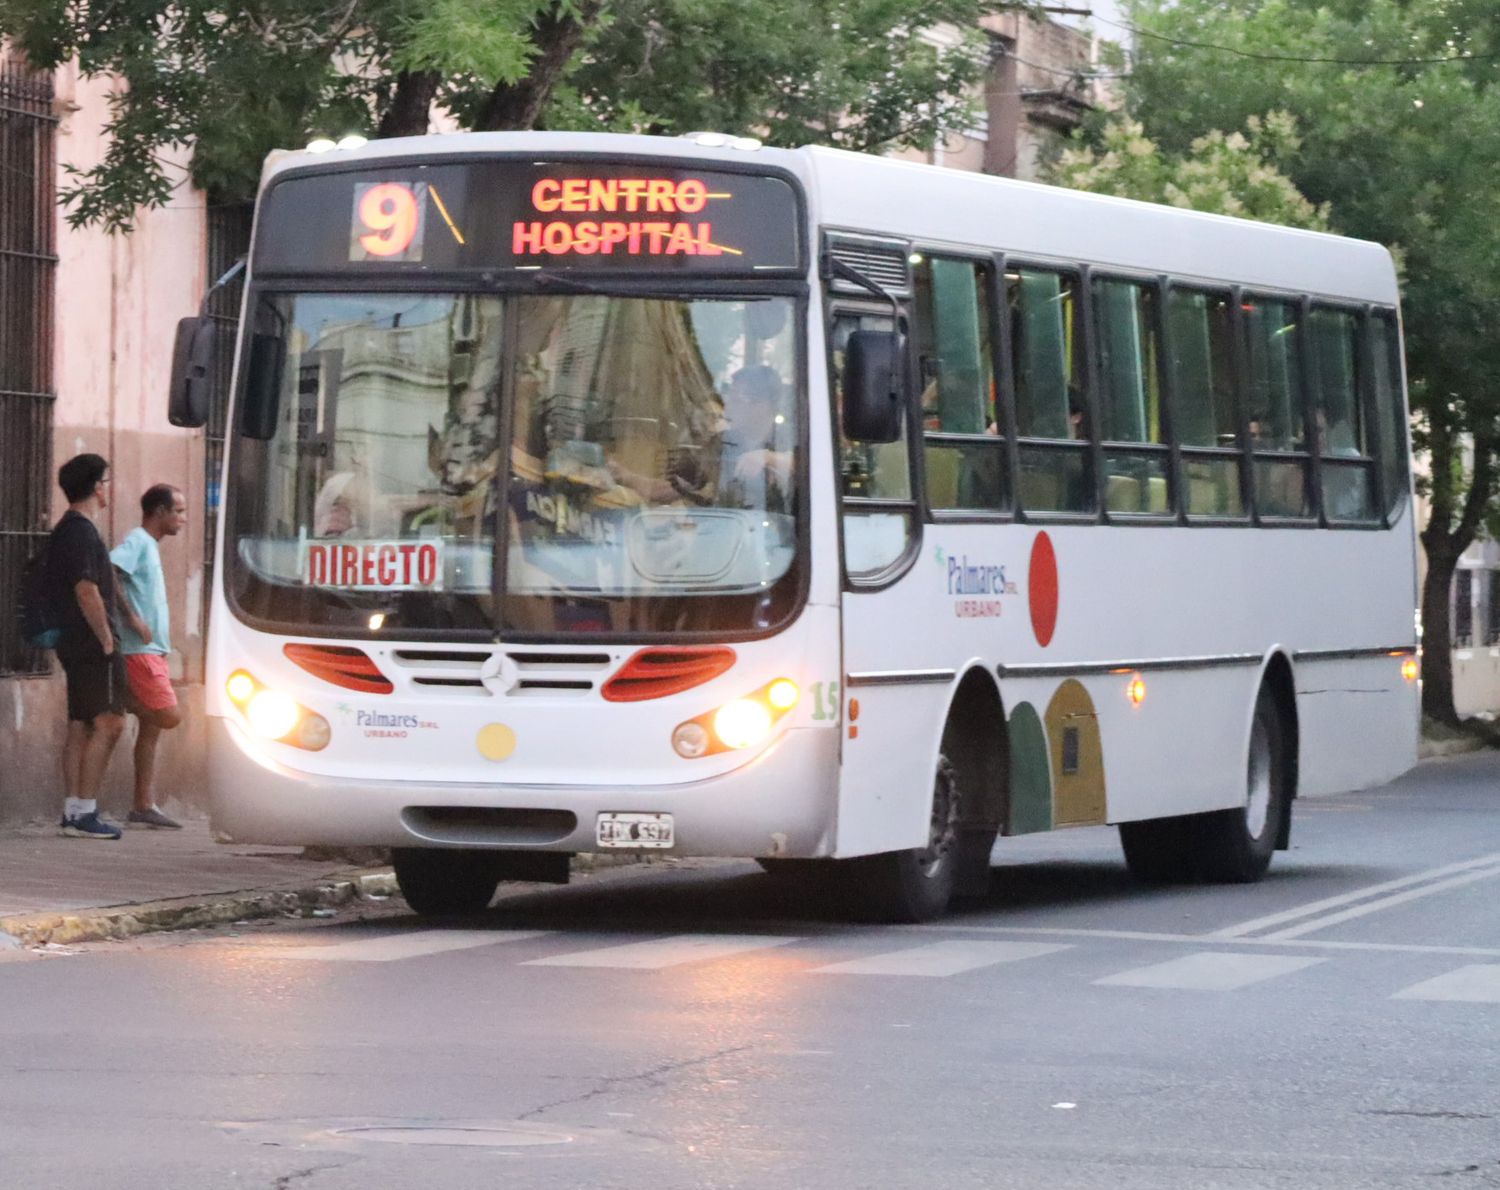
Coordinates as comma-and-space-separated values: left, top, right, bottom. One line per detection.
126, 807, 182, 830
60, 812, 123, 841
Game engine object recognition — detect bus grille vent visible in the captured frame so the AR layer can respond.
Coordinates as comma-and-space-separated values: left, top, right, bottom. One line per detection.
389, 648, 615, 697
824, 234, 912, 297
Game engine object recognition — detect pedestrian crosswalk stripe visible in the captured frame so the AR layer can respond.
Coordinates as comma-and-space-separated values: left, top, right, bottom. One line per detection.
812, 940, 1072, 977
523, 934, 798, 969
1391, 964, 1500, 1003
263, 929, 549, 963
1093, 951, 1325, 991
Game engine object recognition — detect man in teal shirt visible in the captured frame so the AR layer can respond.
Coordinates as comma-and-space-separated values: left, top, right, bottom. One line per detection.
111, 484, 188, 829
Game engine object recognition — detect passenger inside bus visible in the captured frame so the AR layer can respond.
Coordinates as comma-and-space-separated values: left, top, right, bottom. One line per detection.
609, 363, 793, 510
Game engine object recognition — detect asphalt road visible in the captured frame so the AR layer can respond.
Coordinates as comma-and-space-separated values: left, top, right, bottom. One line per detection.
3, 752, 1499, 1189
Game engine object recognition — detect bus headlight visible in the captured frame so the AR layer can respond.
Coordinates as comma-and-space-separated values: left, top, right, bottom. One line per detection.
672, 677, 800, 758
247, 689, 300, 740
714, 699, 773, 750
226, 669, 331, 752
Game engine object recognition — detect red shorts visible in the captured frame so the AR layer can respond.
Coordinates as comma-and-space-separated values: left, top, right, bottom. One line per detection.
125, 654, 178, 713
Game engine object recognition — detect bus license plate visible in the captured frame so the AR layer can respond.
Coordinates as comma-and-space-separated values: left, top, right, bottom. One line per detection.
596, 812, 675, 849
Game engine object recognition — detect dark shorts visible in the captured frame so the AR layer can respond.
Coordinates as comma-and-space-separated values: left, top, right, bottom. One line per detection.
58, 649, 127, 723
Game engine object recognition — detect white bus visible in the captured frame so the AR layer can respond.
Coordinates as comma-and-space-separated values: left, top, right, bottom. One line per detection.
170, 132, 1419, 922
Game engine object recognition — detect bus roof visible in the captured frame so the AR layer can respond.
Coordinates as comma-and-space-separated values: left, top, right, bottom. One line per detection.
262, 131, 1398, 304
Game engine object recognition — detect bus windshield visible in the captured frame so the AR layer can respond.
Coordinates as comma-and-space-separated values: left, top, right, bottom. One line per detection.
227, 291, 802, 638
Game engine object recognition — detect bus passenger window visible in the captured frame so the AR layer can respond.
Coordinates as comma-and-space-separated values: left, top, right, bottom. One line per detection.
913, 255, 1006, 512
1008, 268, 1093, 514
1093, 277, 1170, 515
1167, 288, 1243, 517
1244, 297, 1310, 518
1309, 306, 1377, 522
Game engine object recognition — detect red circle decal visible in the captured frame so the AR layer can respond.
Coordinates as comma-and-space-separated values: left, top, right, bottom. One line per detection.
1029, 532, 1059, 647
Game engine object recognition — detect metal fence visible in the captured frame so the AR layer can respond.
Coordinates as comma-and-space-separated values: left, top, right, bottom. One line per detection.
0, 58, 57, 677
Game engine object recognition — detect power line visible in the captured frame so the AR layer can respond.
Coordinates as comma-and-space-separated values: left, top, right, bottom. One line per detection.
1091, 14, 1500, 66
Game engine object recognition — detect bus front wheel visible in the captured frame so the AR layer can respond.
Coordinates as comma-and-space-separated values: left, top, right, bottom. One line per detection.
1195, 687, 1287, 883
846, 755, 961, 923
392, 848, 502, 916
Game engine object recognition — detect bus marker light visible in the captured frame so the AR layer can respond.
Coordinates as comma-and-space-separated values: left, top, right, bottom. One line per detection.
672, 722, 711, 759
305, 138, 336, 153
247, 689, 301, 740
714, 699, 773, 750
767, 679, 800, 711
1402, 658, 1419, 682
1128, 677, 1147, 706
849, 698, 860, 722
226, 670, 256, 705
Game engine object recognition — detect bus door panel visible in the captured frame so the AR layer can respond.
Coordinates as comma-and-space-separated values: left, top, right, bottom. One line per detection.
835, 591, 950, 857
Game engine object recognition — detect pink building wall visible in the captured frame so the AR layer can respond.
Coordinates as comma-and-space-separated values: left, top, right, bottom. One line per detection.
0, 63, 210, 823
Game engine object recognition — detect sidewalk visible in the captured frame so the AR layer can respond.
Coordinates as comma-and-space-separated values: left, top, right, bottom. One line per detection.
0, 818, 395, 948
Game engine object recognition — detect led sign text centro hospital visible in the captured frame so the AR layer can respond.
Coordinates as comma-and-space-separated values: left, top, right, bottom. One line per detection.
514, 175, 740, 258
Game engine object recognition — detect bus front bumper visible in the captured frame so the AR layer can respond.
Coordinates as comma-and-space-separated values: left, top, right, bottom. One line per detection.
208, 716, 839, 859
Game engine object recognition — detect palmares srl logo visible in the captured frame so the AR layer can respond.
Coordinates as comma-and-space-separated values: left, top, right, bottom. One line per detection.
935, 546, 1017, 619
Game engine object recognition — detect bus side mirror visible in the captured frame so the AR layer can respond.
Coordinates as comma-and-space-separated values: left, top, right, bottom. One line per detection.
841, 329, 906, 444
168, 317, 217, 429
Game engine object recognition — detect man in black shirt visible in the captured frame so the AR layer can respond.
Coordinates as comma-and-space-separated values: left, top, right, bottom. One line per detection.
48, 454, 127, 840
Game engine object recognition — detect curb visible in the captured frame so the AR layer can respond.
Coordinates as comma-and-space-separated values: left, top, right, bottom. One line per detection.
0, 869, 398, 949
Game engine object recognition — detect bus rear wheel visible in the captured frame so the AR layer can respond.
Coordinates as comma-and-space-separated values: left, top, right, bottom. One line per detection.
846, 755, 961, 923
392, 848, 502, 916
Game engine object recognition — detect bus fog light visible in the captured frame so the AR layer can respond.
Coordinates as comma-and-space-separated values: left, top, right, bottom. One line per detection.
296, 712, 332, 751
246, 689, 300, 740
672, 721, 711, 759
714, 699, 772, 750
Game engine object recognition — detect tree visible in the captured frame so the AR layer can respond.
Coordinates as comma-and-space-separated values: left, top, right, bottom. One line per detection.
0, 0, 1027, 232
1046, 111, 1329, 231
1098, 0, 1500, 724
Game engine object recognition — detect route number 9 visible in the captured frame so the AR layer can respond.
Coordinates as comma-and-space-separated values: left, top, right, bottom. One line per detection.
352, 182, 423, 260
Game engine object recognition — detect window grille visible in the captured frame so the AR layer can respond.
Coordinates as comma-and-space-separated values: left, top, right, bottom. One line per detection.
1454, 569, 1474, 649
0, 57, 57, 677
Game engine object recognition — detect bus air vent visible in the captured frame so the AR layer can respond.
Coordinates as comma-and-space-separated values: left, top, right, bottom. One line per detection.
823, 233, 912, 298
283, 643, 393, 694
601, 647, 737, 702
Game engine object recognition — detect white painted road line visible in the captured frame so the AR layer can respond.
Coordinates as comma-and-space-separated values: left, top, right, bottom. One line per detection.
1261, 865, 1500, 941
523, 934, 799, 969
812, 940, 1072, 977
1094, 952, 1325, 991
263, 930, 550, 963
1392, 964, 1500, 1003
1209, 852, 1500, 939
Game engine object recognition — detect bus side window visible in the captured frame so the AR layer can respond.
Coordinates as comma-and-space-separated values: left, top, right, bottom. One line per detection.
913, 255, 1006, 513
831, 311, 915, 576
1167, 288, 1244, 517
1093, 276, 1170, 515
1008, 267, 1093, 514
1369, 311, 1408, 519
1309, 305, 1377, 523
1243, 296, 1311, 518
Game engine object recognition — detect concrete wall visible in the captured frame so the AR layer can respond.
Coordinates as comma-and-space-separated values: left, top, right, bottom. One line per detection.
0, 63, 208, 824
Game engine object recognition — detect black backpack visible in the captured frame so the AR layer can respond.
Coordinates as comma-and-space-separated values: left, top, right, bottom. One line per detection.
17, 544, 60, 650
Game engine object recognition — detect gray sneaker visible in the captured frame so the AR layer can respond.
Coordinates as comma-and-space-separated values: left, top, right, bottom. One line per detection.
126, 807, 182, 830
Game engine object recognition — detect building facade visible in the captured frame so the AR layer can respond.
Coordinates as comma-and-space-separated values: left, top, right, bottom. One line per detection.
0, 53, 210, 823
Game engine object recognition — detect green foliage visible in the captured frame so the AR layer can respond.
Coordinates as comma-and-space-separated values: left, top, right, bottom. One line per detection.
553, 0, 995, 151
1047, 112, 1329, 230
0, 0, 1033, 230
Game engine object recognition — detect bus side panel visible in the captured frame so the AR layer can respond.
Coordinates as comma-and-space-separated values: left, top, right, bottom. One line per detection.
1295, 660, 1420, 797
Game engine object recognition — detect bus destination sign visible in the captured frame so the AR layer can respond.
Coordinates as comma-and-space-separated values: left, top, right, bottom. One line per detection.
259, 161, 802, 275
